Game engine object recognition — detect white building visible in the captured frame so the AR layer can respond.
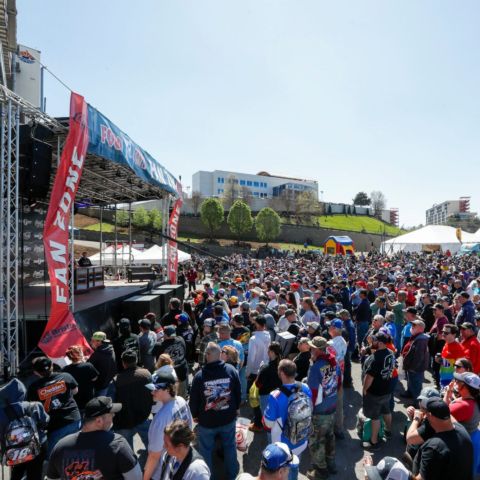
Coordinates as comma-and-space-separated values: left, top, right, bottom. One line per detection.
192, 170, 318, 200
426, 197, 475, 225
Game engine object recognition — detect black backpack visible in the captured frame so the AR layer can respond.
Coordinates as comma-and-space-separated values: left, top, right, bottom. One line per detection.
3, 404, 41, 466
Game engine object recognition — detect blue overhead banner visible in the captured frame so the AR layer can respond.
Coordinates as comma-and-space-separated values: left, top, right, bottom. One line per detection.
86, 105, 178, 197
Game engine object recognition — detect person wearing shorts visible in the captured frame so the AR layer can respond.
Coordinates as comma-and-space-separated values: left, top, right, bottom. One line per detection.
362, 332, 395, 449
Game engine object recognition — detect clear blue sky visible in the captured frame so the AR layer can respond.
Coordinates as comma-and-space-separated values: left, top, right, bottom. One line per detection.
18, 0, 480, 227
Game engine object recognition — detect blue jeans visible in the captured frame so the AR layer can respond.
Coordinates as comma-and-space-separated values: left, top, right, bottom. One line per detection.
197, 420, 239, 480
356, 321, 369, 348
115, 418, 151, 451
47, 420, 82, 457
407, 371, 424, 401
259, 395, 271, 442
239, 366, 247, 402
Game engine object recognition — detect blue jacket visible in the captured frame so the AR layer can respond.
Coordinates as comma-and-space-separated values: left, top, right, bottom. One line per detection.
456, 300, 476, 327
0, 378, 50, 448
189, 360, 240, 428
354, 298, 372, 323
344, 320, 356, 352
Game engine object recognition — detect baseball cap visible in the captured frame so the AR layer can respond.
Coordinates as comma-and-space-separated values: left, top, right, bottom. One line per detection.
32, 356, 52, 373
327, 319, 343, 330
404, 307, 417, 315
84, 396, 122, 419
261, 442, 298, 472
307, 336, 328, 350
145, 371, 177, 391
240, 301, 250, 310
411, 319, 426, 329
203, 318, 216, 328
91, 331, 107, 342
175, 313, 190, 324
417, 387, 440, 409
454, 372, 480, 390
164, 325, 176, 336
232, 313, 245, 325
307, 322, 320, 331
460, 322, 475, 330
372, 332, 390, 344
364, 456, 410, 480
118, 318, 130, 326
424, 398, 450, 420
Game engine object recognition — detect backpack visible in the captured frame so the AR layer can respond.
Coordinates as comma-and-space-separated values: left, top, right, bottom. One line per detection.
279, 383, 313, 445
3, 404, 41, 466
356, 408, 384, 443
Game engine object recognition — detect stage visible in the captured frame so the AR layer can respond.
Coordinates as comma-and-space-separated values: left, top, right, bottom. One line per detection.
21, 282, 150, 353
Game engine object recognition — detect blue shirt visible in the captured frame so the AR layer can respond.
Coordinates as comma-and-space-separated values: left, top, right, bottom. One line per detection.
307, 358, 340, 415
263, 382, 312, 454
384, 321, 397, 342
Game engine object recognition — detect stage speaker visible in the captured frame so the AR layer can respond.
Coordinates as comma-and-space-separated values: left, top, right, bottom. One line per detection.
20, 125, 53, 200
121, 294, 161, 331
149, 288, 175, 316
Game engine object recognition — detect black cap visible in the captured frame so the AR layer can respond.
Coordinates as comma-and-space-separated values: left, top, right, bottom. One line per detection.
32, 356, 52, 373
425, 398, 450, 420
460, 291, 470, 299
84, 396, 122, 419
118, 318, 131, 326
372, 332, 390, 344
121, 349, 138, 363
232, 313, 245, 325
145, 371, 177, 390
405, 307, 417, 315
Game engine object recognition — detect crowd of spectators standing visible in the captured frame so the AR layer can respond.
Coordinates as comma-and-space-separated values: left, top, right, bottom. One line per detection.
2, 249, 480, 479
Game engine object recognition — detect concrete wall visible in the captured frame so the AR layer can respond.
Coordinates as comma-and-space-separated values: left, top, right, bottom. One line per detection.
77, 208, 392, 251
178, 216, 391, 251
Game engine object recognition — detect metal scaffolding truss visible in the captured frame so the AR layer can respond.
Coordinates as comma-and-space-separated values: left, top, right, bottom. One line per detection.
0, 96, 20, 376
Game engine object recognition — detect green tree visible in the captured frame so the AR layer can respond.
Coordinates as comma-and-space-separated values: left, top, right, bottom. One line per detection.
227, 200, 253, 244
132, 207, 149, 228
200, 198, 224, 240
116, 210, 129, 227
352, 191, 371, 206
256, 207, 281, 246
148, 208, 162, 230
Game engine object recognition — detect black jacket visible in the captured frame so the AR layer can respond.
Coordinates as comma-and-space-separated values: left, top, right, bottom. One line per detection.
113, 367, 153, 429
189, 360, 240, 428
89, 342, 117, 389
256, 359, 281, 396
403, 333, 430, 372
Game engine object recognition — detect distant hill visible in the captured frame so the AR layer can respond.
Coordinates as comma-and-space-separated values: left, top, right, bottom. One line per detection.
282, 214, 405, 236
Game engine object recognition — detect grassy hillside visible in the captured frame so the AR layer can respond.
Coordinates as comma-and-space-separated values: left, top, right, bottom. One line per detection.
315, 215, 404, 235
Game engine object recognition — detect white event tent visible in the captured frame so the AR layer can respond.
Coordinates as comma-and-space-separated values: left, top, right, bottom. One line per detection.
132, 244, 191, 264
381, 225, 466, 254
88, 245, 143, 266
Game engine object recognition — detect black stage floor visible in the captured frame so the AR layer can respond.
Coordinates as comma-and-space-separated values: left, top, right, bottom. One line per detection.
21, 284, 147, 320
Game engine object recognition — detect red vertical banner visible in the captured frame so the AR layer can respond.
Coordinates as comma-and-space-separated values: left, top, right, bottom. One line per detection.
39, 93, 93, 361
167, 183, 183, 284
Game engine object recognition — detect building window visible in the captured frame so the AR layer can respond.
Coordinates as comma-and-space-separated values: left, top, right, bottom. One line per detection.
217, 189, 224, 194
253, 181, 259, 187
239, 180, 245, 185
253, 192, 259, 197
247, 181, 252, 186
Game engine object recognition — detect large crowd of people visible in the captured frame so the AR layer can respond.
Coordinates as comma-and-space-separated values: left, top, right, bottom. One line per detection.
2, 249, 480, 479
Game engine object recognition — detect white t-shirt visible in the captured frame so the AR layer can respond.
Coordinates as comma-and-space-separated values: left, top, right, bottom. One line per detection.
328, 336, 347, 372
236, 474, 257, 480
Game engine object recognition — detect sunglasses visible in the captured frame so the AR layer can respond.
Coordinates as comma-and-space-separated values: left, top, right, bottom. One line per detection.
221, 350, 228, 354
454, 364, 465, 369
442, 331, 452, 335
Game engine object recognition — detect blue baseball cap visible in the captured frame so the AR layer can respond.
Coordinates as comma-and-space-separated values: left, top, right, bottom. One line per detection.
175, 313, 190, 324
327, 319, 343, 329
261, 442, 298, 472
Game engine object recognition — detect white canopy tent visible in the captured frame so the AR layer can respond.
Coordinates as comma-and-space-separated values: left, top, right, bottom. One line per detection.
381, 225, 465, 254
461, 229, 480, 245
131, 244, 192, 264
88, 246, 144, 266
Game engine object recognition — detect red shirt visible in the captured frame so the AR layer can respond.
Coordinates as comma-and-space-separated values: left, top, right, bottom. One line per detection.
461, 335, 480, 374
